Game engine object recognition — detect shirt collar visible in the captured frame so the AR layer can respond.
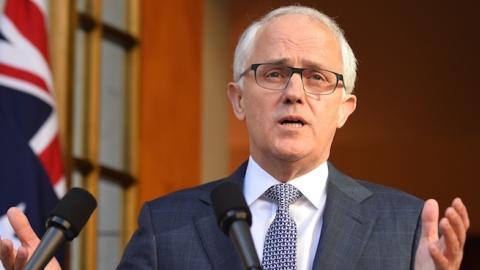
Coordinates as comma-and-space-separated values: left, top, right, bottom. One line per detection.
243, 156, 328, 209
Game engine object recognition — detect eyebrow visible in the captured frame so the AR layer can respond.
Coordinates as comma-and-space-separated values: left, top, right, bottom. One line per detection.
302, 60, 326, 71
264, 58, 327, 71
265, 58, 289, 65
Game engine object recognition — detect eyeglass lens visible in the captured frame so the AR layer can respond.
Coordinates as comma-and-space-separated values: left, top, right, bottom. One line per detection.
254, 63, 339, 95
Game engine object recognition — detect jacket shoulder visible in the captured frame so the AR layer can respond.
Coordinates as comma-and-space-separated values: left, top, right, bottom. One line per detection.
356, 178, 424, 210
328, 162, 424, 210
139, 178, 227, 232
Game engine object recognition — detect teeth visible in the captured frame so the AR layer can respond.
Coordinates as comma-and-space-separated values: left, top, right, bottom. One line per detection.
282, 122, 303, 127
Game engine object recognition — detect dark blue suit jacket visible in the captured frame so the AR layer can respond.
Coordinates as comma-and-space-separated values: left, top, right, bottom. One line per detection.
117, 162, 423, 269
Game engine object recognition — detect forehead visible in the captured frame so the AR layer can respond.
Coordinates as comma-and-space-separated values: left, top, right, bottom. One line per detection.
249, 14, 342, 71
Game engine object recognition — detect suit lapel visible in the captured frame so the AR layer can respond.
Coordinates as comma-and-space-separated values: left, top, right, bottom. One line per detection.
193, 162, 248, 270
312, 163, 377, 270
193, 161, 376, 269
193, 214, 243, 270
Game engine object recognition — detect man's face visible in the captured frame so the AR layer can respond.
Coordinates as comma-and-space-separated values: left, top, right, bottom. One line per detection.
228, 14, 356, 176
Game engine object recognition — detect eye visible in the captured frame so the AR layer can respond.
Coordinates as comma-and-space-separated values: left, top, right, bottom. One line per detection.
256, 64, 291, 83
265, 70, 284, 78
308, 71, 327, 81
261, 66, 290, 81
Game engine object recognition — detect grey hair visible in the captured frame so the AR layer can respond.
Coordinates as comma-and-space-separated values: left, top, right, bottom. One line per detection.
233, 5, 358, 94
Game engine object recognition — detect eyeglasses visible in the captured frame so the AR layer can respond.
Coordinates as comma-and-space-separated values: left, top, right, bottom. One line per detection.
238, 63, 345, 95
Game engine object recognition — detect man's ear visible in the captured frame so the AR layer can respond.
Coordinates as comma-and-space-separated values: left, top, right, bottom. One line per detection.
228, 82, 246, 120
337, 93, 357, 128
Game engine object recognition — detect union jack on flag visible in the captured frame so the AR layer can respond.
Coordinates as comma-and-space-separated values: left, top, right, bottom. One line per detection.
0, 0, 66, 265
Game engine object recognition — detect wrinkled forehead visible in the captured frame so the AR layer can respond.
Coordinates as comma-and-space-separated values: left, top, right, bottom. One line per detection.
248, 14, 343, 71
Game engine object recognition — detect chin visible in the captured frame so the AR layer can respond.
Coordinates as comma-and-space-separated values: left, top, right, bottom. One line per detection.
272, 145, 310, 162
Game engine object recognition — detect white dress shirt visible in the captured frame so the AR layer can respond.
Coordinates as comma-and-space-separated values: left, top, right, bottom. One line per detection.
244, 156, 328, 270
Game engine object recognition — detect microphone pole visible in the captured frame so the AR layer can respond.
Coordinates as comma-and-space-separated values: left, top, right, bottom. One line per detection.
211, 182, 262, 270
229, 219, 262, 270
24, 217, 70, 270
24, 188, 97, 270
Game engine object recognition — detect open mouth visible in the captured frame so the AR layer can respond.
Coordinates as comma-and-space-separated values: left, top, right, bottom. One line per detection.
280, 117, 305, 127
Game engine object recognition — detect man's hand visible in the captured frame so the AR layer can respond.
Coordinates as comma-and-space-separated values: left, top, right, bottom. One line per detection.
415, 198, 470, 270
0, 207, 61, 270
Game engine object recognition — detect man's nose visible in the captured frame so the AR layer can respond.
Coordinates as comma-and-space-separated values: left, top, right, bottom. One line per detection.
283, 73, 305, 104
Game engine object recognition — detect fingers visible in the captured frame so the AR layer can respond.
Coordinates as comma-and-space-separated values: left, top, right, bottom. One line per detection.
429, 242, 449, 269
430, 218, 463, 270
428, 197, 469, 270
14, 246, 29, 270
7, 207, 40, 247
442, 198, 470, 252
439, 217, 461, 258
452, 198, 470, 230
421, 199, 440, 241
0, 239, 16, 270
444, 206, 466, 247
2, 207, 41, 270
3, 208, 62, 270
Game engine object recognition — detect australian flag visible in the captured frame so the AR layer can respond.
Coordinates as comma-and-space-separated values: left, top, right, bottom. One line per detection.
0, 0, 66, 267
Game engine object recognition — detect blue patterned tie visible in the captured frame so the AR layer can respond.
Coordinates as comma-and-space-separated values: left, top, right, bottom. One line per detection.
262, 183, 303, 270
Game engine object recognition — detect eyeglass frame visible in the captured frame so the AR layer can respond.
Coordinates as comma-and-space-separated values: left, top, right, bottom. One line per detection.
238, 63, 345, 95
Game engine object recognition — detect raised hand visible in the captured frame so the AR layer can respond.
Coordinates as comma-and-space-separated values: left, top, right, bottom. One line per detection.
414, 198, 470, 270
0, 207, 61, 270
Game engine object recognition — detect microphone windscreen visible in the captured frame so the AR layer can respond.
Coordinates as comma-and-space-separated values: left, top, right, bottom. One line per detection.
48, 187, 97, 240
211, 182, 251, 233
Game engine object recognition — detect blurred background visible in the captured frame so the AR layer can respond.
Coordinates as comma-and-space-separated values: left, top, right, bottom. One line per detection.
0, 0, 478, 269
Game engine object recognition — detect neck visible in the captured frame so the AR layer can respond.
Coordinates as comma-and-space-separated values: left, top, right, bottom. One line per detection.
250, 154, 328, 182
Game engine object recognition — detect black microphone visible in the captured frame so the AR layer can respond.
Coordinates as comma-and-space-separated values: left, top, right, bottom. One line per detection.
211, 182, 262, 270
24, 188, 97, 270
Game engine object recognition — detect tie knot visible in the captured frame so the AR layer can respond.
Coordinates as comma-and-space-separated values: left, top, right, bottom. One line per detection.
264, 183, 302, 207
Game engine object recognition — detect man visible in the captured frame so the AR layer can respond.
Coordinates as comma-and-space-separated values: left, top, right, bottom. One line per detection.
0, 5, 470, 270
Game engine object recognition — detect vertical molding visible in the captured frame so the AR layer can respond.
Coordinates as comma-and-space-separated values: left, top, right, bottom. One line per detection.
48, 0, 75, 183
83, 0, 102, 268
201, 0, 229, 182
123, 0, 141, 246
48, 0, 76, 267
